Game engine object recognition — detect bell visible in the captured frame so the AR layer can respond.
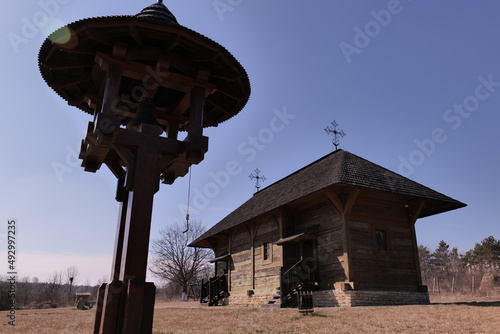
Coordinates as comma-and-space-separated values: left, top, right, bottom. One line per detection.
127, 100, 163, 131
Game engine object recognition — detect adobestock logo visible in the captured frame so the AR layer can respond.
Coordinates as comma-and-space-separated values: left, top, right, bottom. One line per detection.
8, 0, 73, 54
178, 106, 296, 217
339, 0, 408, 64
213, 0, 244, 21
237, 107, 296, 162
398, 73, 500, 177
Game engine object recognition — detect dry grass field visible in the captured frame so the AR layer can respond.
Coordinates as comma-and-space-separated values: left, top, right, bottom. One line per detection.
1, 300, 500, 334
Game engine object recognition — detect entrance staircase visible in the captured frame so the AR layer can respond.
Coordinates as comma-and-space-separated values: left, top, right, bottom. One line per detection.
260, 287, 281, 308
281, 258, 319, 308
261, 258, 319, 308
200, 274, 229, 306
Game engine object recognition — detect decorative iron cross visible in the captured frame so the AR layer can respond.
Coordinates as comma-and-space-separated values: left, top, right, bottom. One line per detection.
249, 168, 266, 193
324, 120, 346, 150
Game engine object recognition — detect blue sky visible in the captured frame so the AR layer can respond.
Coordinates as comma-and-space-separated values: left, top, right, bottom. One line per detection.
1, 0, 499, 285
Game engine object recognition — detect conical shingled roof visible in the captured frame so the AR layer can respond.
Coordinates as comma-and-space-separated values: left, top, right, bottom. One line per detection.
135, 1, 179, 25
190, 150, 466, 247
38, 2, 251, 130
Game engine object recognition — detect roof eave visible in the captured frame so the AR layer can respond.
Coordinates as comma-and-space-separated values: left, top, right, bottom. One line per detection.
188, 239, 212, 248
419, 200, 467, 219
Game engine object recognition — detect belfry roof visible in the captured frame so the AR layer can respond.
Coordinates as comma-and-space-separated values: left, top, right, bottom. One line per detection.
135, 1, 179, 25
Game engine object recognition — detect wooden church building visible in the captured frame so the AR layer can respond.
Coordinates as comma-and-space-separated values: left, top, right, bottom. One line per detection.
189, 150, 465, 307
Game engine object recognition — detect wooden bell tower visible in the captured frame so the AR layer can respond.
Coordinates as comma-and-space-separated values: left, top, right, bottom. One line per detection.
38, 1, 250, 332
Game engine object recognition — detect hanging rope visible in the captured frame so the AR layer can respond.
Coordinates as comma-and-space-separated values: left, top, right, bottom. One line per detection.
183, 166, 192, 233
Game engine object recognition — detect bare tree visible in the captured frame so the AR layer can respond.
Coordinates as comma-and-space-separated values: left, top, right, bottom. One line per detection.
43, 271, 64, 306
66, 265, 80, 285
149, 220, 211, 300
65, 265, 80, 306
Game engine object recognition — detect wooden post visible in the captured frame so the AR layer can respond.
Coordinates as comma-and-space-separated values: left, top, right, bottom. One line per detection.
120, 145, 160, 281
408, 200, 425, 287
93, 283, 107, 334
95, 123, 169, 333
38, 4, 251, 332
228, 230, 235, 292
324, 187, 358, 285
121, 281, 156, 333
341, 188, 359, 284
250, 223, 255, 290
111, 176, 129, 281
189, 86, 205, 137
91, 53, 128, 333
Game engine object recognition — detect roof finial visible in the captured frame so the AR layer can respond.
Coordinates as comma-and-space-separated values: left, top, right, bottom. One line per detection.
249, 168, 266, 193
324, 120, 346, 150
158, 0, 163, 4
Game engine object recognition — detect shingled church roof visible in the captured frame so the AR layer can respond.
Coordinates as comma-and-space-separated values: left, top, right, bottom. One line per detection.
190, 150, 466, 247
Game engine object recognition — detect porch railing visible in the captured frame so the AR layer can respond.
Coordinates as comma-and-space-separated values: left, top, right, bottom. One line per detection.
200, 272, 228, 306
281, 257, 319, 307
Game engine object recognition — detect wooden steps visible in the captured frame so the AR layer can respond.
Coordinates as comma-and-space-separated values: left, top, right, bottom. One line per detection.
260, 288, 281, 308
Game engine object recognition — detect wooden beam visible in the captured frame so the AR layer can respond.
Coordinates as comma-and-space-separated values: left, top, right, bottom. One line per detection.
275, 209, 285, 268
129, 23, 144, 47
114, 128, 185, 155
216, 86, 248, 100
83, 26, 113, 45
340, 187, 359, 283
343, 188, 360, 216
189, 86, 205, 137
324, 189, 344, 214
167, 120, 180, 140
204, 97, 233, 117
271, 212, 281, 230
52, 73, 92, 88
196, 68, 211, 82
104, 158, 126, 180
188, 50, 219, 62
171, 93, 190, 117
228, 230, 236, 292
57, 44, 97, 55
408, 200, 426, 286
94, 52, 217, 93
245, 221, 262, 290
165, 33, 181, 52
250, 223, 256, 290
409, 200, 426, 225
43, 58, 91, 70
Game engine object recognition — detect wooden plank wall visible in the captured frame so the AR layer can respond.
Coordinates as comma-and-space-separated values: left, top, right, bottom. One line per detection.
349, 190, 419, 291
294, 199, 346, 289
253, 216, 281, 293
215, 188, 421, 295
228, 215, 282, 295
229, 226, 253, 294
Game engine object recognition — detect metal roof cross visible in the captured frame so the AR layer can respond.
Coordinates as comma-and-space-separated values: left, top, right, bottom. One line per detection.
324, 120, 346, 150
249, 168, 266, 193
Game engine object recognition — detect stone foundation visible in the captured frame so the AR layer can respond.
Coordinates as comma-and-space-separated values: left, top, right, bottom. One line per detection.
226, 289, 429, 307
313, 289, 430, 307
228, 293, 275, 307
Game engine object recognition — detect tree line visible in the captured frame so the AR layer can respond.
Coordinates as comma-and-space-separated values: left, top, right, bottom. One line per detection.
418, 236, 500, 294
3, 228, 497, 310
0, 266, 92, 310
0, 221, 211, 310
